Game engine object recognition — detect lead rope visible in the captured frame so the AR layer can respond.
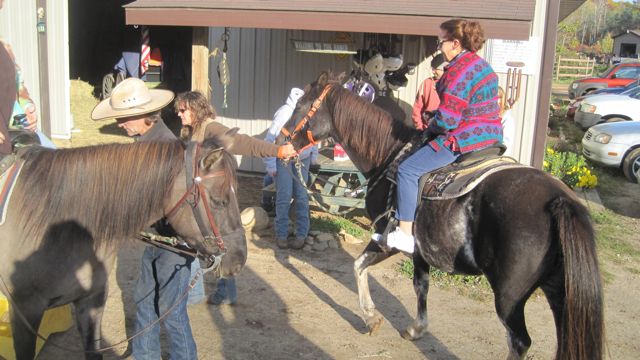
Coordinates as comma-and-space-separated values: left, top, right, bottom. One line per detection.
218, 28, 231, 109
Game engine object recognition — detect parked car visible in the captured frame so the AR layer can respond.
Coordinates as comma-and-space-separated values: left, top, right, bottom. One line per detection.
574, 86, 640, 129
566, 80, 640, 119
582, 121, 640, 183
568, 62, 640, 99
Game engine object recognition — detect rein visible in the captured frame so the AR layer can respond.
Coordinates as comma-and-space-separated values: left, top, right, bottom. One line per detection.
165, 143, 228, 266
280, 84, 332, 155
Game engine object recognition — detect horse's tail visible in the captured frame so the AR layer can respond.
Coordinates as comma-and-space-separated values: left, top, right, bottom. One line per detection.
549, 197, 603, 360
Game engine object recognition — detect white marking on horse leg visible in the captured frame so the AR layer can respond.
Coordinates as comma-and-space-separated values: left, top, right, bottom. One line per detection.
354, 253, 375, 317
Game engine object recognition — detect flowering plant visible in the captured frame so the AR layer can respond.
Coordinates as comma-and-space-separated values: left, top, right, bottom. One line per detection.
543, 148, 598, 189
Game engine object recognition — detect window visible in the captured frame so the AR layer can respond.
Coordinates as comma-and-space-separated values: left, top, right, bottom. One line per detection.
613, 67, 640, 79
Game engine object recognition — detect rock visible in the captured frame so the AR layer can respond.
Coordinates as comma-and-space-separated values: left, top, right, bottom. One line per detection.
315, 232, 335, 242
303, 244, 313, 252
308, 230, 322, 237
240, 207, 270, 231
305, 236, 315, 245
312, 241, 329, 251
328, 239, 340, 249
340, 232, 363, 244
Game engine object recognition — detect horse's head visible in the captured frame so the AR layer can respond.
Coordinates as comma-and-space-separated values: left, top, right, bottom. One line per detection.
277, 72, 338, 151
165, 135, 246, 278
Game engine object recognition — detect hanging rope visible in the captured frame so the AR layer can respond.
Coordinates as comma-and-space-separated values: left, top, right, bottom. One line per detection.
218, 28, 231, 109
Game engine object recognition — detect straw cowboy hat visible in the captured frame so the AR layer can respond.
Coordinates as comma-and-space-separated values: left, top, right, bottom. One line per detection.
91, 78, 174, 120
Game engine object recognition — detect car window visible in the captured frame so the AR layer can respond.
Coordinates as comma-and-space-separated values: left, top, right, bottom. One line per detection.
626, 87, 640, 99
613, 67, 638, 79
623, 79, 640, 89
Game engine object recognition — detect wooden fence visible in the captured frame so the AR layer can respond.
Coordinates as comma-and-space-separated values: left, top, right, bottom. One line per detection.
555, 56, 596, 79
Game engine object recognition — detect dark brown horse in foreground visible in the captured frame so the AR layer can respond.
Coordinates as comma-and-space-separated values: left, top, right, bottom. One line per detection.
0, 139, 246, 359
279, 72, 603, 359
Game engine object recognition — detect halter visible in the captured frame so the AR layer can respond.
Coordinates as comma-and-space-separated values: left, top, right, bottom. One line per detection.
280, 84, 332, 154
165, 142, 230, 265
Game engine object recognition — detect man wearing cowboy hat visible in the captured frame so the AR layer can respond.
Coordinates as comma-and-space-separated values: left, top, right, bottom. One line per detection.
92, 78, 198, 359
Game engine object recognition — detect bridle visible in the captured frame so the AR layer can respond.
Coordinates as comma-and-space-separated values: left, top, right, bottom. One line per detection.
164, 142, 234, 268
280, 84, 332, 154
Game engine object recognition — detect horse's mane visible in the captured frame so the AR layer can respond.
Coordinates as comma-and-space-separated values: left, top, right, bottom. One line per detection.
327, 86, 417, 167
15, 141, 186, 245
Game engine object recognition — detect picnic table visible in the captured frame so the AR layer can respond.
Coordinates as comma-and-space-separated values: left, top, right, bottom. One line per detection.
308, 147, 367, 215
263, 146, 367, 215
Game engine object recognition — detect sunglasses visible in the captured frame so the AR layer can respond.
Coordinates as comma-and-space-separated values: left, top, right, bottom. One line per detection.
436, 39, 453, 48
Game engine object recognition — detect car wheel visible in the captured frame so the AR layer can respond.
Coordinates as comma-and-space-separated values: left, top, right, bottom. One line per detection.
622, 148, 640, 183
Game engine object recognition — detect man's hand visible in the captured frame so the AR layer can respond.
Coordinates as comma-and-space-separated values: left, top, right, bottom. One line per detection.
277, 143, 297, 159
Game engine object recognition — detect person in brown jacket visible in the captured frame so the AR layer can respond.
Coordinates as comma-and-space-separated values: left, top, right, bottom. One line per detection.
175, 90, 295, 159
174, 90, 297, 306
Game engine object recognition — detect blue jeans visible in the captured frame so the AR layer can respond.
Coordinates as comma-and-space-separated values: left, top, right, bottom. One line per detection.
275, 157, 311, 239
132, 246, 197, 360
396, 144, 458, 221
187, 259, 205, 305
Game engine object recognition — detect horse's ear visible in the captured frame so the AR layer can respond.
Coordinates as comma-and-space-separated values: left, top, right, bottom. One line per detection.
201, 147, 224, 170
316, 72, 329, 87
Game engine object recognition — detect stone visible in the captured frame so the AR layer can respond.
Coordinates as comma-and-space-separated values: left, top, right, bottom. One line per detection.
308, 230, 322, 237
328, 239, 340, 249
312, 241, 329, 251
240, 207, 270, 231
303, 244, 313, 252
340, 232, 363, 244
305, 236, 315, 245
315, 232, 335, 242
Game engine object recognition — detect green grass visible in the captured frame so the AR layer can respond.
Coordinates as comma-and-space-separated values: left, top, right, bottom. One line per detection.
591, 209, 640, 264
310, 213, 370, 239
396, 259, 493, 301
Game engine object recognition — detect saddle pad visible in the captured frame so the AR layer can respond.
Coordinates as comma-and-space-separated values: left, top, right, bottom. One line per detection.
0, 157, 24, 226
419, 157, 525, 200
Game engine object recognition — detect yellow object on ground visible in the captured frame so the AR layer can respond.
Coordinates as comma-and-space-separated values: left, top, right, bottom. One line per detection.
0, 294, 73, 360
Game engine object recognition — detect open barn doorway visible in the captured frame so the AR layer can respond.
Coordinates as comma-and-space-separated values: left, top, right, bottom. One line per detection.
68, 0, 192, 98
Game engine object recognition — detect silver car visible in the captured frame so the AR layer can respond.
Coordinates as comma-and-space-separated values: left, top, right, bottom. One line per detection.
582, 121, 640, 182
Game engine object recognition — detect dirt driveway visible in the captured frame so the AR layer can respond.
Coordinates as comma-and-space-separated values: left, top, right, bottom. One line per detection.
36, 175, 640, 360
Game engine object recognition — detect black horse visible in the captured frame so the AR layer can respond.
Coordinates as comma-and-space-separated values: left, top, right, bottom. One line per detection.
279, 72, 603, 360
0, 138, 246, 359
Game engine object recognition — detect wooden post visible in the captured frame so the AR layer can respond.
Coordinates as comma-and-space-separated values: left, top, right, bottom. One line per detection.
192, 27, 210, 98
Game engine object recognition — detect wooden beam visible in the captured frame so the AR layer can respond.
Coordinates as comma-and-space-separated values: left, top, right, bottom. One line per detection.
127, 9, 531, 40
531, 0, 561, 168
191, 27, 210, 98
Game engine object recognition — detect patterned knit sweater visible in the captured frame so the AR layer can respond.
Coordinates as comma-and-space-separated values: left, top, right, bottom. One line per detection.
429, 51, 503, 154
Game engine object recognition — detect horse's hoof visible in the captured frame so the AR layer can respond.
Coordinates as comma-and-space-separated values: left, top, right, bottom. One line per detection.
366, 315, 384, 335
401, 325, 426, 341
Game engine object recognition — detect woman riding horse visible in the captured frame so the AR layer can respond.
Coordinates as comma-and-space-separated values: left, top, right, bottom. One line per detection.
379, 19, 503, 253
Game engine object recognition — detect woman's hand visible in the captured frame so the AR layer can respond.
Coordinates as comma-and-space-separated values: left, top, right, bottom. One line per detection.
0, 131, 5, 144
277, 143, 297, 159
24, 103, 38, 131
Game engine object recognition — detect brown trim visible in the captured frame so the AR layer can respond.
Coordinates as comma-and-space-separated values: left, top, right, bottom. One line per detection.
531, 0, 560, 169
125, 8, 531, 40
124, 0, 535, 21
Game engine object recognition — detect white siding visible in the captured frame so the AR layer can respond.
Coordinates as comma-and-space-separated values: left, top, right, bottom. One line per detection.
46, 0, 72, 139
0, 0, 41, 125
0, 1, 71, 139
